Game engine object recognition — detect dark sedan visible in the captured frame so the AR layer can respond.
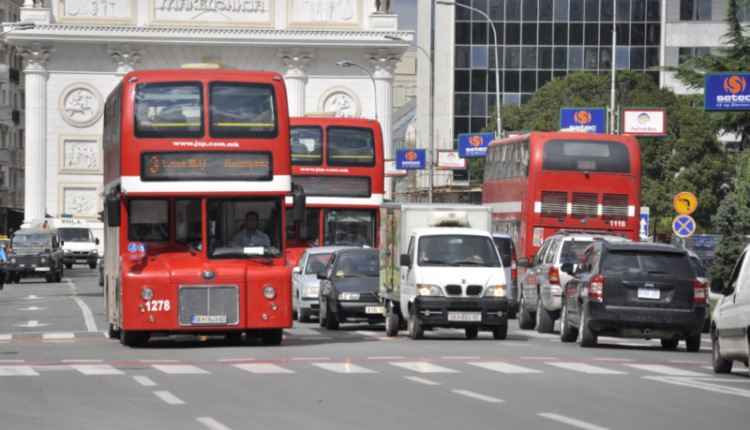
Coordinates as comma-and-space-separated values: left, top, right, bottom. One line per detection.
318, 249, 384, 330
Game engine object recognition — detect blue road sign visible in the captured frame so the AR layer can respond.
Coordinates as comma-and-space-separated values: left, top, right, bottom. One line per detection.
693, 235, 715, 251
458, 133, 494, 158
128, 243, 137, 252
396, 149, 426, 169
560, 108, 606, 133
705, 73, 750, 110
672, 215, 696, 238
639, 213, 649, 241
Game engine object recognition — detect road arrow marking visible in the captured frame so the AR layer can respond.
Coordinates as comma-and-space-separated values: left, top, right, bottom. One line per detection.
14, 320, 50, 328
18, 307, 48, 311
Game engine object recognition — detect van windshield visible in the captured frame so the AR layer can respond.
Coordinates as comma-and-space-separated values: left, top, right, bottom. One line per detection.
418, 235, 501, 267
12, 235, 52, 249
58, 228, 92, 243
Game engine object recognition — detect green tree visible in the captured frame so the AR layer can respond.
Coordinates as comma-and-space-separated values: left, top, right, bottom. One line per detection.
709, 192, 750, 282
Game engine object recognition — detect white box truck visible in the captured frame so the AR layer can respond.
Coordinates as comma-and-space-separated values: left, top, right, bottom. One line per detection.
379, 203, 509, 340
30, 218, 100, 269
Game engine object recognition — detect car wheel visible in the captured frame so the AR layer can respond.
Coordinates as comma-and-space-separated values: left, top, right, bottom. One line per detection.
107, 323, 120, 339
685, 332, 702, 353
319, 298, 327, 328
507, 306, 518, 320
493, 324, 508, 340
385, 301, 400, 337
702, 316, 711, 333
577, 306, 597, 348
54, 269, 62, 283
559, 300, 577, 343
325, 301, 339, 330
65, 263, 73, 269
408, 312, 424, 340
712, 330, 733, 374
45, 273, 54, 283
518, 293, 535, 330
536, 294, 555, 333
260, 329, 283, 346
661, 338, 679, 349
89, 262, 97, 269
465, 327, 479, 339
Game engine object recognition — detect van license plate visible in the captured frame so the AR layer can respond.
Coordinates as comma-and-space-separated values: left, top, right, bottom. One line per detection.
366, 306, 384, 314
191, 315, 227, 324
448, 312, 482, 322
637, 288, 660, 300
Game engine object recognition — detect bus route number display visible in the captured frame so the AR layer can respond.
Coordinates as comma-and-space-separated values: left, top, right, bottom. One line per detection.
292, 176, 371, 198
141, 151, 272, 181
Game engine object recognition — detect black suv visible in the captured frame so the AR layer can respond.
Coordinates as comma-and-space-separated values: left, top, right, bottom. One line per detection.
559, 242, 707, 351
7, 228, 65, 283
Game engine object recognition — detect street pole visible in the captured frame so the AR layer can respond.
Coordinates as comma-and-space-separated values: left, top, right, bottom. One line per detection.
336, 61, 378, 122
610, 6, 617, 135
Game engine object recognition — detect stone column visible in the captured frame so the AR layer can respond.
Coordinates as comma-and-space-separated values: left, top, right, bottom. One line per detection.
367, 49, 400, 200
107, 44, 145, 75
278, 48, 315, 117
18, 42, 54, 222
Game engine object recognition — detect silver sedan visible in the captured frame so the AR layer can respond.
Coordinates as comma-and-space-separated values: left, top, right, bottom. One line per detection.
292, 246, 354, 323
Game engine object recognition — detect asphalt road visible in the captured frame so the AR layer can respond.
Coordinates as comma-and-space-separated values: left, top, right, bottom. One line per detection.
0, 268, 747, 430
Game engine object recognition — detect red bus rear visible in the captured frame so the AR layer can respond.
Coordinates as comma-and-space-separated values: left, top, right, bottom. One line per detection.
482, 132, 642, 262
285, 116, 384, 265
102, 69, 294, 346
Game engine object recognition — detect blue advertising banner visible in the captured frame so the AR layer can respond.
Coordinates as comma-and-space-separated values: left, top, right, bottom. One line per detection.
559, 108, 606, 133
396, 149, 426, 169
705, 73, 750, 110
458, 133, 494, 158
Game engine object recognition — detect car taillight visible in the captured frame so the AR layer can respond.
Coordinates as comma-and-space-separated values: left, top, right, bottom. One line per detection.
511, 249, 517, 280
694, 279, 707, 304
549, 266, 560, 285
588, 275, 603, 300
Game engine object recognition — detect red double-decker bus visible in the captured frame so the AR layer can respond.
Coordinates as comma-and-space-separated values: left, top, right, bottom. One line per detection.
102, 69, 300, 346
285, 116, 384, 265
482, 132, 642, 261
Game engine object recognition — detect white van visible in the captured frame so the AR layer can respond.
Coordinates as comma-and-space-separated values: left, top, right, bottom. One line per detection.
711, 243, 750, 373
30, 218, 99, 269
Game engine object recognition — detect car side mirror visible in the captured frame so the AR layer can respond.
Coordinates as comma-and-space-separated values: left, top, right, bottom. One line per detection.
292, 267, 301, 274
709, 278, 725, 295
317, 272, 327, 280
517, 258, 530, 268
400, 253, 411, 267
560, 263, 575, 276
95, 238, 100, 245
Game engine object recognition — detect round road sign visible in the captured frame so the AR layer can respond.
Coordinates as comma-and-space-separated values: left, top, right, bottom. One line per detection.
674, 192, 697, 215
672, 215, 696, 238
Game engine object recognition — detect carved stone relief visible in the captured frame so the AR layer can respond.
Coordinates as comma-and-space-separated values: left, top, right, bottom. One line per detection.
317, 86, 361, 118
59, 0, 137, 24
58, 135, 103, 175
288, 0, 361, 28
58, 83, 104, 128
57, 182, 103, 220
150, 0, 273, 27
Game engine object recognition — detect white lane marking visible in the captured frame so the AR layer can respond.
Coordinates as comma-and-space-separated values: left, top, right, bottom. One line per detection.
18, 307, 48, 311
0, 335, 12, 342
404, 376, 441, 385
624, 364, 705, 377
152, 365, 210, 374
291, 357, 330, 361
24, 295, 42, 300
644, 376, 750, 399
283, 328, 321, 336
72, 365, 125, 375
313, 363, 377, 374
390, 362, 459, 373
74, 298, 98, 332
34, 366, 74, 372
443, 356, 480, 359
62, 359, 103, 363
0, 366, 40, 376
469, 362, 543, 374
452, 390, 504, 403
133, 376, 157, 386
14, 320, 50, 328
546, 362, 627, 375
356, 331, 385, 337
233, 363, 294, 374
368, 356, 405, 360
538, 413, 609, 430
217, 359, 254, 362
669, 360, 708, 364
196, 417, 233, 430
154, 391, 185, 405
43, 333, 75, 340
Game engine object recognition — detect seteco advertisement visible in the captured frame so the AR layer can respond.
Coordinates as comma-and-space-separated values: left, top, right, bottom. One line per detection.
395, 149, 426, 170
384, 159, 408, 177
559, 108, 606, 133
621, 108, 666, 137
705, 73, 750, 110
458, 133, 493, 157
436, 151, 466, 170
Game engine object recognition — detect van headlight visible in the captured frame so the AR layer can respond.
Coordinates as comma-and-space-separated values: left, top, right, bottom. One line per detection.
303, 286, 320, 297
418, 285, 443, 297
91, 249, 98, 254
484, 285, 507, 298
64, 249, 72, 254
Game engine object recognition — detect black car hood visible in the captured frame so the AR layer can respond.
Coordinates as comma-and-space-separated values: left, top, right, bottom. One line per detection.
330, 276, 380, 293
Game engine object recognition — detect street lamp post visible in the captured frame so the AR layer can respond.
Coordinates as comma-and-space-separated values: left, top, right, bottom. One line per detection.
437, 1, 501, 137
385, 35, 436, 203
336, 60, 378, 121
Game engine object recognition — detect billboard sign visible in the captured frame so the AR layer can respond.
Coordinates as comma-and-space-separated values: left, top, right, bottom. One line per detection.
559, 108, 606, 133
458, 133, 493, 158
436, 151, 466, 170
705, 73, 750, 110
395, 149, 426, 170
384, 159, 407, 177
621, 108, 667, 137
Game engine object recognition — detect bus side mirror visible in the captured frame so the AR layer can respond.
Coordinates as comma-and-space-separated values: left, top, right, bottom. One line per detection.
106, 195, 121, 227
292, 184, 306, 222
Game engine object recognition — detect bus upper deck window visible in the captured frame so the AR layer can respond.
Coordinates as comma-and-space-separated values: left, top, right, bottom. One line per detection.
209, 82, 278, 139
134, 82, 203, 139
326, 127, 376, 167
291, 126, 323, 166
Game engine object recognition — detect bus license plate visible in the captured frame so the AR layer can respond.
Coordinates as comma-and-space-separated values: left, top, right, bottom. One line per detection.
366, 306, 384, 314
191, 315, 227, 324
448, 312, 482, 322
637, 288, 660, 300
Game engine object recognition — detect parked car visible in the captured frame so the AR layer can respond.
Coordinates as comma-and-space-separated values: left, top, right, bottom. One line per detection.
686, 250, 711, 333
492, 233, 518, 319
318, 248, 384, 330
559, 242, 707, 351
517, 231, 630, 332
6, 228, 65, 283
291, 246, 351, 323
710, 243, 750, 373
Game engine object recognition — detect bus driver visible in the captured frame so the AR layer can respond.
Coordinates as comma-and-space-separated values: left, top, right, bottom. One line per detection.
233, 211, 271, 248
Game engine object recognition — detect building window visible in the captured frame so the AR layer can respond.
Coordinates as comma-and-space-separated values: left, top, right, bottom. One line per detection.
680, 0, 711, 21
738, 3, 750, 20
678, 47, 711, 65
472, 45, 489, 68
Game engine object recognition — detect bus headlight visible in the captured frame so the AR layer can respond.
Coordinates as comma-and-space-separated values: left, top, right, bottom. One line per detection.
141, 287, 153, 300
484, 285, 507, 298
418, 285, 443, 297
263, 286, 277, 300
